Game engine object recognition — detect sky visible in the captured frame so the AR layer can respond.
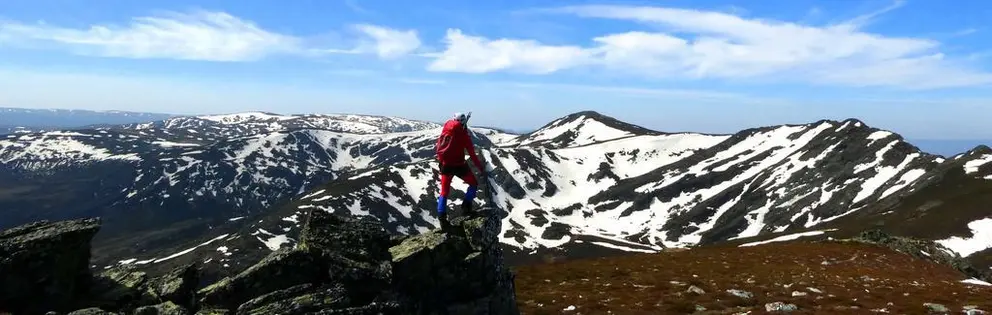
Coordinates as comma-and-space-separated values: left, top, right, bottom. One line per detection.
1, 0, 992, 140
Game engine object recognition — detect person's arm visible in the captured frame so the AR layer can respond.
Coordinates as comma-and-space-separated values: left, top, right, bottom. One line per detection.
461, 127, 484, 171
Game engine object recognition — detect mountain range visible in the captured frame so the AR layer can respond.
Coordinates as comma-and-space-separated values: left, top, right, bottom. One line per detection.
0, 108, 990, 284
0, 107, 176, 135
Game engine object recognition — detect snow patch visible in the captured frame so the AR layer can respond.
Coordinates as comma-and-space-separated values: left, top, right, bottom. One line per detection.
961, 278, 992, 286
963, 154, 992, 177
936, 218, 992, 257
143, 233, 230, 264
740, 229, 836, 247
588, 241, 658, 254
152, 141, 200, 147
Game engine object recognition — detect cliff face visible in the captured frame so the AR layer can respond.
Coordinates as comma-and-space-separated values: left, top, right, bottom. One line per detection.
0, 218, 102, 313
0, 207, 518, 315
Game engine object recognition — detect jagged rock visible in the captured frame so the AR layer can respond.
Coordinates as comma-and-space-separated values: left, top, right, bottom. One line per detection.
133, 301, 188, 315
0, 218, 101, 314
87, 265, 157, 310
235, 283, 351, 315
1, 205, 517, 315
298, 209, 393, 264
147, 263, 200, 309
86, 263, 199, 312
68, 308, 119, 315
194, 308, 230, 315
765, 302, 798, 312
302, 209, 394, 306
389, 209, 519, 314
853, 230, 992, 283
924, 303, 949, 313
197, 247, 328, 310
200, 209, 398, 312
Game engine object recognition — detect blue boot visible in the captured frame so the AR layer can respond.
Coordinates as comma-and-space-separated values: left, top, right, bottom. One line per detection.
437, 196, 451, 231
462, 186, 478, 216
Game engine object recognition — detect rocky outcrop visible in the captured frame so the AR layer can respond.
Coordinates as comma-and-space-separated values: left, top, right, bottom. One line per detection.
851, 229, 992, 283
390, 213, 518, 314
0, 218, 101, 314
85, 263, 200, 312
198, 206, 519, 314
0, 206, 518, 314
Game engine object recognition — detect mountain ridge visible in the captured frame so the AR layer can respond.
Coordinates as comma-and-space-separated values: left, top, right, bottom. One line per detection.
2, 110, 991, 282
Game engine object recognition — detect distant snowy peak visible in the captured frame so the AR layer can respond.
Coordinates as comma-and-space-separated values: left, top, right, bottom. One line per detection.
510, 111, 662, 148
956, 145, 992, 180
0, 130, 147, 170
122, 112, 441, 138
197, 112, 295, 124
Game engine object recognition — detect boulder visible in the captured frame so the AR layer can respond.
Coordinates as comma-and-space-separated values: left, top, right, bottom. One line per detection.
389, 209, 519, 315
199, 209, 397, 311
197, 247, 328, 310
0, 218, 101, 314
87, 265, 157, 310
298, 209, 393, 264
68, 308, 119, 315
147, 263, 200, 309
235, 283, 349, 315
87, 263, 200, 312
133, 301, 189, 315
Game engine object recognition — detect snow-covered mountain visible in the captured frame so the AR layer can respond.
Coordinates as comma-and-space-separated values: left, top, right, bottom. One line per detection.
0, 112, 493, 240
3, 110, 992, 280
114, 112, 441, 141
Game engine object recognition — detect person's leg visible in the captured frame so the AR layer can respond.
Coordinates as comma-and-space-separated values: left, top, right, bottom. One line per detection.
437, 166, 454, 230
456, 166, 479, 213
438, 172, 453, 214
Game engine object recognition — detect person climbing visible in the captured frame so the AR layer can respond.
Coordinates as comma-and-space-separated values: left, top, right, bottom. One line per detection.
434, 112, 487, 231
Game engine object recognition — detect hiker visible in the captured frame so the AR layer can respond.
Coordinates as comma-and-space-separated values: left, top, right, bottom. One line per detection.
434, 112, 487, 230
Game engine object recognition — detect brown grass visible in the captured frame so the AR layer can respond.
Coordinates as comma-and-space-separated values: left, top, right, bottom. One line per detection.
514, 241, 992, 314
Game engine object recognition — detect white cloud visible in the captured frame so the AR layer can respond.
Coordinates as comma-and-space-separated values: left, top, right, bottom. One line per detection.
0, 11, 421, 61
351, 24, 421, 59
427, 29, 593, 74
0, 11, 299, 61
427, 4, 992, 89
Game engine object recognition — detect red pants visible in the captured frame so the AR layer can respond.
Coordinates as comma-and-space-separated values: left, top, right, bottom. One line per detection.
439, 163, 477, 197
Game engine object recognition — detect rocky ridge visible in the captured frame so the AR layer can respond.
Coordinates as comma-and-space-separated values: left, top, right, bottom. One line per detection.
0, 206, 517, 315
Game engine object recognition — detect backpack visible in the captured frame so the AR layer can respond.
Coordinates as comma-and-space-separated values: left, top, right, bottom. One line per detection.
436, 120, 463, 164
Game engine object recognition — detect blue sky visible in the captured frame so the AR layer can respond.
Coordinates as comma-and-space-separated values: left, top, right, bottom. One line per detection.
1, 0, 991, 139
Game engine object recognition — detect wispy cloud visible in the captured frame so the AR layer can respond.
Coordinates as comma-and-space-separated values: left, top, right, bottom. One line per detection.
0, 11, 298, 61
427, 29, 593, 74
350, 24, 421, 59
343, 0, 372, 15
426, 2, 992, 89
842, 0, 906, 29
0, 10, 421, 61
397, 78, 446, 85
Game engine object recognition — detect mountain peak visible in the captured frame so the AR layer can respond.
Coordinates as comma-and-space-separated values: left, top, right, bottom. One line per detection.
971, 144, 992, 155
510, 111, 662, 148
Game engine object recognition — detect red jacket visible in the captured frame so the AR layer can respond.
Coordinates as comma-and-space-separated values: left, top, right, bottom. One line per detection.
436, 119, 483, 169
